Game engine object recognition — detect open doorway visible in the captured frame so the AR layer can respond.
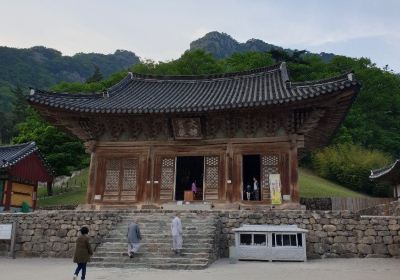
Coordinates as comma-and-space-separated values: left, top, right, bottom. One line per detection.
175, 156, 204, 201
242, 155, 261, 201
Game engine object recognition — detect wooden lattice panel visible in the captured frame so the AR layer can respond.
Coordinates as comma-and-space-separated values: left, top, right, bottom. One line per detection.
104, 159, 120, 196
260, 155, 279, 200
160, 157, 175, 200
204, 156, 219, 200
103, 158, 138, 202
121, 158, 138, 200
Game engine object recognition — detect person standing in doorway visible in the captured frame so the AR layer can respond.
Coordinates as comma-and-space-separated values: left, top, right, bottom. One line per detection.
73, 227, 92, 280
245, 183, 252, 200
171, 212, 183, 255
191, 180, 197, 199
127, 219, 142, 258
253, 177, 259, 201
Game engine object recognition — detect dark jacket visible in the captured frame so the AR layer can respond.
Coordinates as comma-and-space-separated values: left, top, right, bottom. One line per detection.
73, 235, 93, 263
127, 222, 142, 243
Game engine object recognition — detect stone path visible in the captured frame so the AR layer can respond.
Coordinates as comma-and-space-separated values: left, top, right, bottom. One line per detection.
0, 258, 399, 280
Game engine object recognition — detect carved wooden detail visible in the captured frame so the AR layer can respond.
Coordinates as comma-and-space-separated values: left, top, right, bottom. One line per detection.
297, 109, 326, 134
108, 119, 125, 140
160, 157, 175, 200
79, 118, 105, 139
72, 107, 325, 142
125, 119, 143, 140
260, 154, 279, 200
204, 156, 219, 200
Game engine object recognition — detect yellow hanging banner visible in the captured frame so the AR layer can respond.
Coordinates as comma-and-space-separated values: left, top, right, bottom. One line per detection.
269, 174, 282, 205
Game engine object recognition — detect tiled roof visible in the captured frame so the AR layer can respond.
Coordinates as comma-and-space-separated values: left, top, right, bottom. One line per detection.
370, 160, 400, 180
0, 142, 53, 175
27, 62, 360, 114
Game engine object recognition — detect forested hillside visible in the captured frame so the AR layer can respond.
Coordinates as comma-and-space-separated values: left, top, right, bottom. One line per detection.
0, 46, 139, 143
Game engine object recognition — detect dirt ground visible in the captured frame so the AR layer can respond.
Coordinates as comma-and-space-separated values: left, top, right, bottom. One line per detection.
0, 258, 399, 280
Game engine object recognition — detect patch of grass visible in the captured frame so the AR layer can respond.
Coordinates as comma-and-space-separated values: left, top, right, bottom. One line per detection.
299, 168, 368, 198
37, 168, 89, 207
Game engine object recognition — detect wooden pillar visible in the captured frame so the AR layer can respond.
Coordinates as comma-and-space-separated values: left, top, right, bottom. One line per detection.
146, 146, 153, 203
86, 152, 97, 204
226, 154, 233, 202
232, 154, 241, 202
33, 182, 38, 210
4, 177, 12, 211
290, 142, 300, 203
84, 140, 97, 204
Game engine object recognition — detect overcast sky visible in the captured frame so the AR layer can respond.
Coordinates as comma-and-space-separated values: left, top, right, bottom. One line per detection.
1, 0, 399, 72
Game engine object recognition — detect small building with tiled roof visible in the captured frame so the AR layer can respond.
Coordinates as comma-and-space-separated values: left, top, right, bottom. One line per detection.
370, 160, 400, 199
27, 62, 360, 208
0, 141, 53, 211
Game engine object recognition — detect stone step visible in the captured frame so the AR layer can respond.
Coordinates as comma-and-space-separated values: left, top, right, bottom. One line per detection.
110, 231, 216, 239
96, 243, 213, 251
89, 262, 208, 270
102, 238, 214, 243
94, 251, 210, 258
91, 256, 208, 265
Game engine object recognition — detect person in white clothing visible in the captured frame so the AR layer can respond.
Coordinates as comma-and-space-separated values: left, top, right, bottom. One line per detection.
171, 213, 183, 255
253, 177, 259, 200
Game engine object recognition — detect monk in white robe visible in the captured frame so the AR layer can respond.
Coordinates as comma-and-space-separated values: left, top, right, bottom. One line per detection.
171, 213, 183, 255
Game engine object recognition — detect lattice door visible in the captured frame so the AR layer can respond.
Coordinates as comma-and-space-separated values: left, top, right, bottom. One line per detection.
103, 158, 138, 202
260, 154, 280, 200
159, 157, 175, 200
204, 156, 220, 200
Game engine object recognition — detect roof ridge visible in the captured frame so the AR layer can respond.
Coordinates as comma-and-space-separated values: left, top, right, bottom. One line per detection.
290, 72, 354, 87
128, 63, 283, 81
0, 141, 35, 149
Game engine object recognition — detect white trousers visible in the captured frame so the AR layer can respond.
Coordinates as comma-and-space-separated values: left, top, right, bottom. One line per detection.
128, 243, 140, 254
172, 235, 183, 250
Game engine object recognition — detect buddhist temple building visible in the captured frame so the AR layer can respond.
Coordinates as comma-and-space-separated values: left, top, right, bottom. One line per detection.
27, 62, 360, 208
370, 159, 400, 200
0, 141, 53, 211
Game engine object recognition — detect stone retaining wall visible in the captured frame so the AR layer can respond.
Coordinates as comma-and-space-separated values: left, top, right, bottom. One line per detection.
1, 209, 399, 259
359, 201, 400, 216
0, 210, 122, 257
217, 211, 400, 258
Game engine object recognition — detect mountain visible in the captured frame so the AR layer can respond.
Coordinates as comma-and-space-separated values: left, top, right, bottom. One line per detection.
190, 31, 335, 62
0, 46, 140, 143
0, 46, 140, 89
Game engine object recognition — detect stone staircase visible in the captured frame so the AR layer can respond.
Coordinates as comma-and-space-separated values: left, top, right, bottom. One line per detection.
90, 211, 219, 269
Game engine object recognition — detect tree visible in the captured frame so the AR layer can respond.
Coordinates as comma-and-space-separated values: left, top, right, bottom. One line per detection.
85, 65, 103, 83
12, 108, 88, 176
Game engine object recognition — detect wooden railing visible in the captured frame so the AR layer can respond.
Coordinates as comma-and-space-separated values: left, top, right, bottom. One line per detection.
331, 197, 394, 212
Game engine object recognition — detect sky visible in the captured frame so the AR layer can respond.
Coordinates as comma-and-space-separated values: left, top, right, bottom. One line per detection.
1, 0, 399, 72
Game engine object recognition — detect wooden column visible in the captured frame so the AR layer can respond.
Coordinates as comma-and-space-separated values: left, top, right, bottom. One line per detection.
4, 177, 12, 211
86, 152, 97, 204
33, 182, 38, 210
289, 141, 299, 203
85, 140, 97, 204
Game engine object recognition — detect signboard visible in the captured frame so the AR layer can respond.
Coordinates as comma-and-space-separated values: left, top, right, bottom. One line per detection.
0, 224, 12, 240
269, 174, 282, 205
172, 118, 202, 139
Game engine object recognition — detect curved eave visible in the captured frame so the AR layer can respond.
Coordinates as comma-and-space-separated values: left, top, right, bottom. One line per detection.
370, 160, 400, 182
27, 82, 360, 115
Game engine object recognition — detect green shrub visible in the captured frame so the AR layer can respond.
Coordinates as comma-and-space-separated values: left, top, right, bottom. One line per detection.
311, 144, 392, 196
